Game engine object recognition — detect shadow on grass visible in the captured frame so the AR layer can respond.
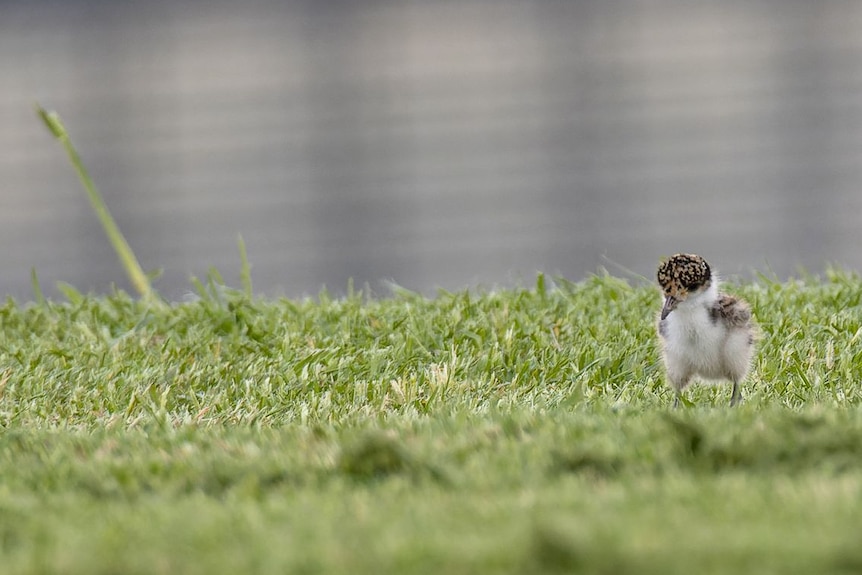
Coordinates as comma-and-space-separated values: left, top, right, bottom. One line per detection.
337, 431, 450, 485
525, 520, 640, 575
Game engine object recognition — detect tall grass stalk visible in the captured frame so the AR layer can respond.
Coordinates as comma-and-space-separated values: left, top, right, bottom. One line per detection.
36, 104, 156, 302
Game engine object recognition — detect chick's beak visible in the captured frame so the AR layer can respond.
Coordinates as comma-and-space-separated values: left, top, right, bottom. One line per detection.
660, 295, 678, 320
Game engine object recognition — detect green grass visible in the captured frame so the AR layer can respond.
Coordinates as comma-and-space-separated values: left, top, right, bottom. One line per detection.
14, 106, 862, 573
1, 272, 862, 574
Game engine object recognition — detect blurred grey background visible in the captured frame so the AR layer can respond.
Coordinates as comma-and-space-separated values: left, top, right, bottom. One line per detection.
2, 0, 861, 301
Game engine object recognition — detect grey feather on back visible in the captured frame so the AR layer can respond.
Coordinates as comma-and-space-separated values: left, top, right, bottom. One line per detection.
710, 294, 751, 327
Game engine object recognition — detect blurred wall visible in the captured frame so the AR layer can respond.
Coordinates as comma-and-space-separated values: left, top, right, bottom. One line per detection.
2, 0, 861, 300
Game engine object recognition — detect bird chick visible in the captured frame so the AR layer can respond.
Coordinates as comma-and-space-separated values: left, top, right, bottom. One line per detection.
656, 254, 755, 407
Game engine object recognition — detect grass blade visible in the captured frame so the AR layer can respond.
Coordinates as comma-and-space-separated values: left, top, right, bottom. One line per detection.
30, 267, 46, 306
36, 104, 156, 302
238, 233, 253, 298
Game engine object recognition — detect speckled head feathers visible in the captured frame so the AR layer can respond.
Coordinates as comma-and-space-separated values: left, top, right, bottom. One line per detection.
657, 253, 711, 299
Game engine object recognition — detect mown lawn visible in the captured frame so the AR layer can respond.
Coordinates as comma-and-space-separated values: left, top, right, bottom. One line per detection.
1, 271, 862, 574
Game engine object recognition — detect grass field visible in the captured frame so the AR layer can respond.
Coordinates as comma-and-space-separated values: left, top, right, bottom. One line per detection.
2, 270, 862, 574
12, 107, 862, 573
